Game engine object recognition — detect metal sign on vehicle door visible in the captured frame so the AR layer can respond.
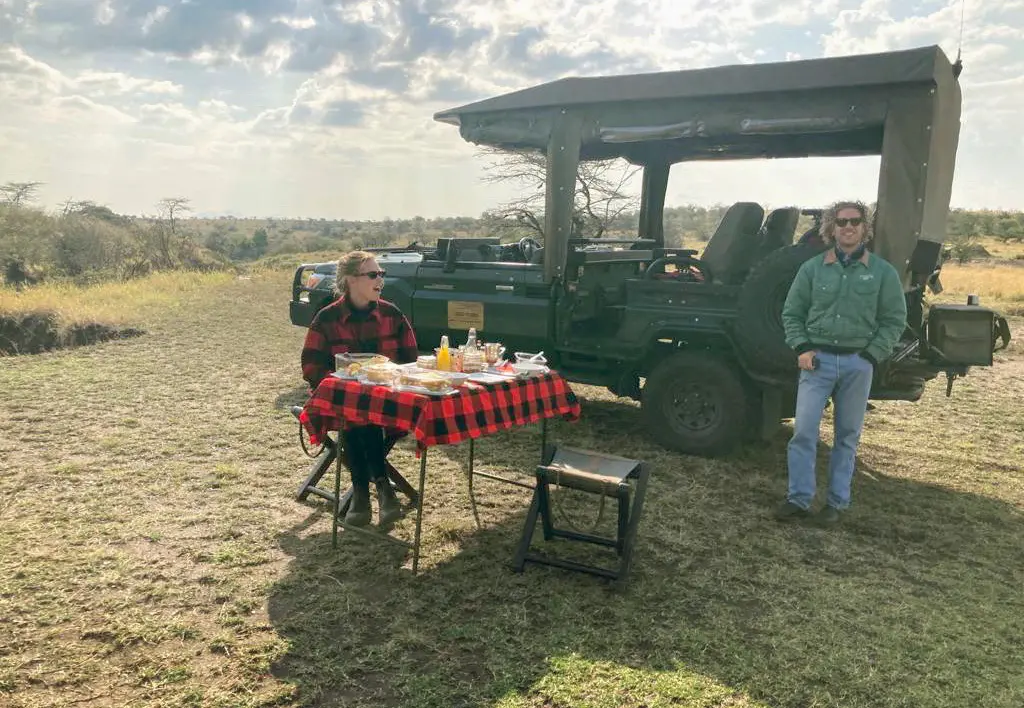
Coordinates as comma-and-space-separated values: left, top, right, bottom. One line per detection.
447, 301, 484, 330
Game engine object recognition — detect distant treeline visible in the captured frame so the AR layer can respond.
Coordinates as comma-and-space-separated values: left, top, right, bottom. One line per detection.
2, 199, 1022, 288
190, 205, 1024, 256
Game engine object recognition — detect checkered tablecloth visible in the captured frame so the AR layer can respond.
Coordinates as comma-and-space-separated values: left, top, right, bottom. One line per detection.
299, 371, 582, 451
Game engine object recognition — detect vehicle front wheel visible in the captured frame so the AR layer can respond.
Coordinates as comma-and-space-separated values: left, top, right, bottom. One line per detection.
641, 351, 749, 457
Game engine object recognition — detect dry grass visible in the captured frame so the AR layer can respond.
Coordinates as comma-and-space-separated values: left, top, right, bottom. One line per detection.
0, 270, 237, 328
939, 263, 1024, 305
0, 267, 1022, 708
975, 237, 1024, 260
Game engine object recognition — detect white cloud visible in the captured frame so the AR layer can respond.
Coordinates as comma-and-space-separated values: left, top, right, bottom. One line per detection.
51, 94, 136, 124
0, 46, 66, 95
73, 70, 183, 96
0, 0, 1023, 216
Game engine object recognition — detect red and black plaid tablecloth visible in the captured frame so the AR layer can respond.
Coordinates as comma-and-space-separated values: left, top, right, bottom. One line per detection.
299, 371, 582, 451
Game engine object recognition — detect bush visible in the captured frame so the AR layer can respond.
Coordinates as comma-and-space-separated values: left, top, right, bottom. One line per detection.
0, 203, 233, 287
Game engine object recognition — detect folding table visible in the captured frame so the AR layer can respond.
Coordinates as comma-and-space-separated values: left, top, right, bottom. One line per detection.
299, 370, 582, 573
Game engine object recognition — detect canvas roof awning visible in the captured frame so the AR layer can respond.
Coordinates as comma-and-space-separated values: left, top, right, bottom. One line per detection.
433, 45, 958, 163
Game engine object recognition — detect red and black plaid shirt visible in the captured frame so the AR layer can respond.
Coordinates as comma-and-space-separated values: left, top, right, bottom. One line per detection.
301, 297, 419, 390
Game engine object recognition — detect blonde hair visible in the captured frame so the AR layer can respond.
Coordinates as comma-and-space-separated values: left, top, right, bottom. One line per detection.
334, 250, 376, 296
821, 200, 873, 246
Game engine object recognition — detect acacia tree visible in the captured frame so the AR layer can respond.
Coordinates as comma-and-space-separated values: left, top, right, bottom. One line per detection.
146, 196, 193, 268
0, 181, 43, 206
157, 196, 191, 234
476, 147, 640, 241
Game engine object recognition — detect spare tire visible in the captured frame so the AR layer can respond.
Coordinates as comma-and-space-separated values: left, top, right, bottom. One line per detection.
734, 243, 828, 372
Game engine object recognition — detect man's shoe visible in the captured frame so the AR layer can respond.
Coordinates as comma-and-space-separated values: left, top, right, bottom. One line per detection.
774, 501, 811, 522
344, 484, 371, 527
816, 505, 842, 526
376, 479, 402, 525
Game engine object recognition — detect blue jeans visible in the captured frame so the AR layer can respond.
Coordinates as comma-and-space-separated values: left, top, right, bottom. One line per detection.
786, 352, 874, 510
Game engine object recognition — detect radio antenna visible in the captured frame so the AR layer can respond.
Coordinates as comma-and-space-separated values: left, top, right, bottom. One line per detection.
952, 0, 965, 78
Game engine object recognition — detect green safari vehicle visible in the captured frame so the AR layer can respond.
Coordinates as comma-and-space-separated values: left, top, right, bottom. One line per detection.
290, 45, 1011, 456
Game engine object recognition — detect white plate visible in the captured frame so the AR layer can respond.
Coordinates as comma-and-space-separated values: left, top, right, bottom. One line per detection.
393, 384, 460, 397
467, 371, 515, 384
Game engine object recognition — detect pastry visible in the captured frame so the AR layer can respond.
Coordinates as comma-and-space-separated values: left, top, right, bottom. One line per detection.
344, 354, 389, 376
362, 362, 398, 384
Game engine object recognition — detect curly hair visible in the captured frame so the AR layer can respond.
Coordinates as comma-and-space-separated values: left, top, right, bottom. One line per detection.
333, 250, 376, 297
820, 200, 873, 246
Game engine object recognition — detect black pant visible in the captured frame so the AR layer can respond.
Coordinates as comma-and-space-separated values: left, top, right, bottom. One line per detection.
342, 425, 386, 488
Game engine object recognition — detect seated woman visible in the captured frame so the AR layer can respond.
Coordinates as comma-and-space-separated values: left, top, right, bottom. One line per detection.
301, 250, 419, 526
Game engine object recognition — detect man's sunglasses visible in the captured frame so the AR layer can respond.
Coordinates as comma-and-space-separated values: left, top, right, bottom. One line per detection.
835, 217, 864, 227
356, 270, 387, 279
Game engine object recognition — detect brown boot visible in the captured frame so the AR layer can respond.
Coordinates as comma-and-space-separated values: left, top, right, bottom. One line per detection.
376, 479, 402, 525
345, 484, 371, 527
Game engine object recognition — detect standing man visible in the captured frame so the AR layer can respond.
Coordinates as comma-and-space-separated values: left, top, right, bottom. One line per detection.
776, 200, 907, 525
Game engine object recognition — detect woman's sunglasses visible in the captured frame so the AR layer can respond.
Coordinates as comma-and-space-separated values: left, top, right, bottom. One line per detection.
835, 217, 864, 227
356, 270, 387, 279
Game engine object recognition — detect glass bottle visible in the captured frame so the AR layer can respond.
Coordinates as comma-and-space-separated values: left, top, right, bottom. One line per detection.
437, 335, 451, 371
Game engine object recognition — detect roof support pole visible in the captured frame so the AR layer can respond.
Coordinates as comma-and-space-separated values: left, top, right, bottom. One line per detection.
638, 163, 670, 247
875, 75, 961, 285
543, 111, 583, 284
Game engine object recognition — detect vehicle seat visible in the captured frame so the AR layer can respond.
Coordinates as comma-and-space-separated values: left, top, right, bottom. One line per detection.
698, 202, 765, 283
433, 237, 502, 263
758, 207, 800, 255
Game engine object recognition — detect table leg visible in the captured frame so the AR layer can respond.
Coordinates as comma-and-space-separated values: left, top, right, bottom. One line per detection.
411, 448, 428, 575
332, 435, 342, 549
541, 416, 548, 464
467, 438, 482, 528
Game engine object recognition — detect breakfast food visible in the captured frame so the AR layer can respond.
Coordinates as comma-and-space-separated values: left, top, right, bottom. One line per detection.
418, 373, 450, 392
461, 350, 486, 372
400, 370, 450, 392
416, 355, 437, 370
342, 354, 389, 376
362, 362, 398, 384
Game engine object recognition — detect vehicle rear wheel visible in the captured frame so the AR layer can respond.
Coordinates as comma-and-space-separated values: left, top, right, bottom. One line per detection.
641, 351, 749, 457
734, 243, 827, 372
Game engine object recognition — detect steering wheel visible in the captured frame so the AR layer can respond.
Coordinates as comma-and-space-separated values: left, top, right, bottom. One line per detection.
518, 236, 542, 262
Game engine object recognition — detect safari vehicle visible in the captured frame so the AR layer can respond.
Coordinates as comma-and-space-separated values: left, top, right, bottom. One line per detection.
290, 45, 1011, 456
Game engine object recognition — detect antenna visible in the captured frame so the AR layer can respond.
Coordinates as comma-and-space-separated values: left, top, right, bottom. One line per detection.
952, 0, 965, 79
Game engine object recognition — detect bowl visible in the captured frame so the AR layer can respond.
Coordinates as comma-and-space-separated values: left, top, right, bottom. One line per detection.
514, 352, 547, 365
511, 361, 548, 378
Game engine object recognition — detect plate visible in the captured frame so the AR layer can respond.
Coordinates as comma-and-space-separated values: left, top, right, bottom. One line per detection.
467, 371, 515, 384
393, 384, 460, 397
356, 374, 399, 387
336, 352, 391, 366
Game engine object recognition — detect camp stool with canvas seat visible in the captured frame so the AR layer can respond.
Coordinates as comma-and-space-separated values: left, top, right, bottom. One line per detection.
513, 444, 649, 585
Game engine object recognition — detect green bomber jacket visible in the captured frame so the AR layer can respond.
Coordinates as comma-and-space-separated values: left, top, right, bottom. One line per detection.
782, 248, 908, 365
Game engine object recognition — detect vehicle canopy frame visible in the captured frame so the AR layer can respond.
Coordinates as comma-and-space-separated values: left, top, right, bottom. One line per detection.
434, 45, 962, 289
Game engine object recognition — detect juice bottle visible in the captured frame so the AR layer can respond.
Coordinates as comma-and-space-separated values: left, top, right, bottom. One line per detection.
437, 335, 451, 371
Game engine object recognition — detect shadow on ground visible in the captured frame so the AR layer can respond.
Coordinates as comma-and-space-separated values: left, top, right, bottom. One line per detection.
267, 397, 1024, 707
274, 384, 311, 411
0, 311, 145, 355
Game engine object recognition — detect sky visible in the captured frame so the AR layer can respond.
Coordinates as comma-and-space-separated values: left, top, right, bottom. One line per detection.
1, 0, 1022, 220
